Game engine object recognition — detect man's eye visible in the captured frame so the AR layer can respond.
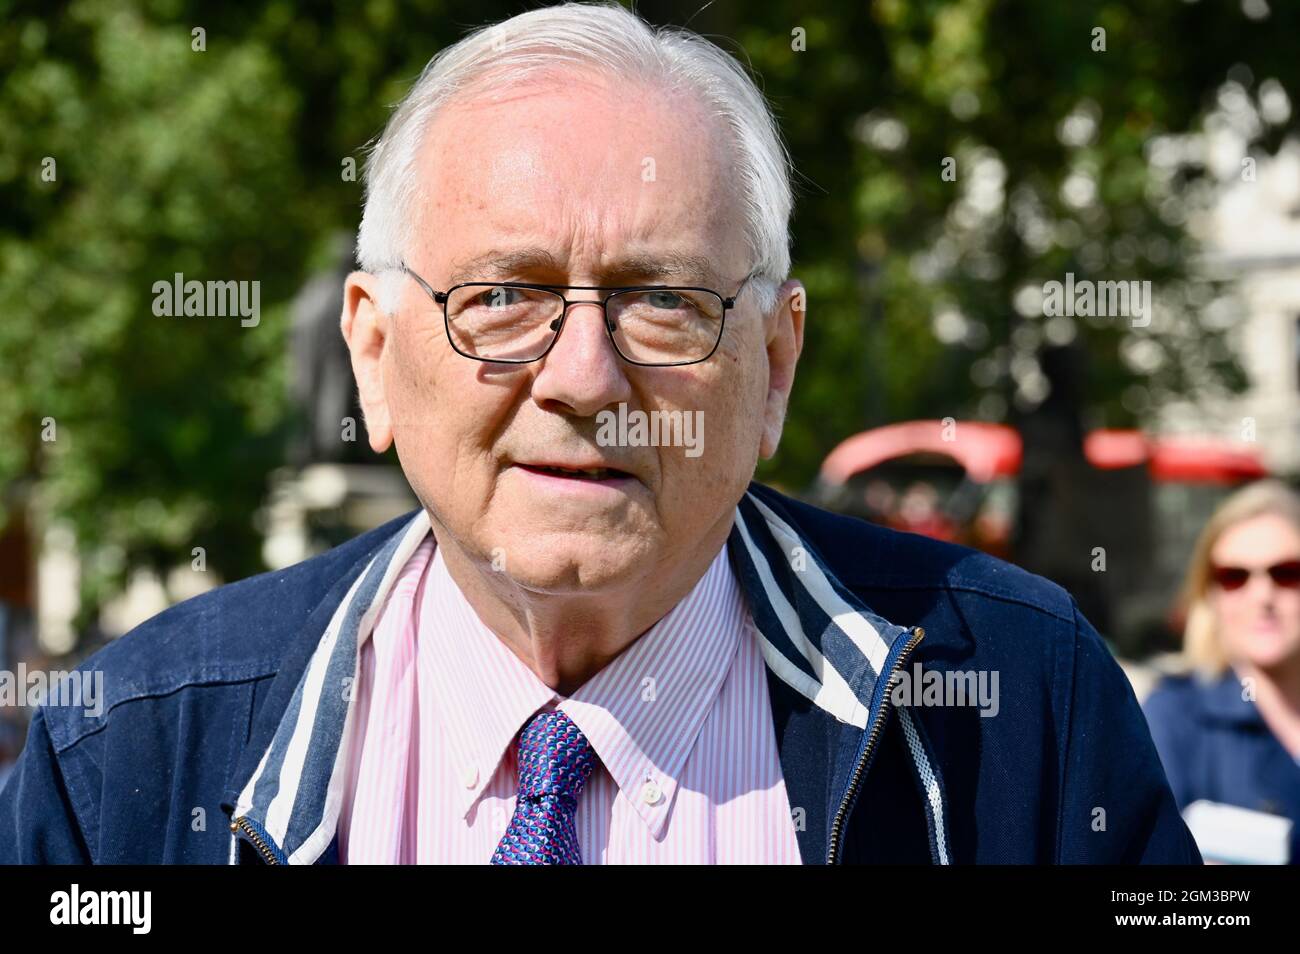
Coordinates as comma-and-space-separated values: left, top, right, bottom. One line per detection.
477, 287, 525, 309
645, 290, 687, 309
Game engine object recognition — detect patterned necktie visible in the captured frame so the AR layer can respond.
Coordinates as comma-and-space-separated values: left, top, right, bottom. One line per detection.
490, 708, 597, 865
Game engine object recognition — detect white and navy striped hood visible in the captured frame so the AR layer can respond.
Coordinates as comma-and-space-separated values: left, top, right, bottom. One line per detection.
228, 487, 950, 865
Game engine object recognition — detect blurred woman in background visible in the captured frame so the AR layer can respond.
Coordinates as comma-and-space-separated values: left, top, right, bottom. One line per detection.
1144, 479, 1300, 854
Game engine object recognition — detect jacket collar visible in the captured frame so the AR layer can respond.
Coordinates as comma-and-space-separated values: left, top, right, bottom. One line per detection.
224, 482, 935, 864
730, 488, 912, 728
732, 484, 940, 863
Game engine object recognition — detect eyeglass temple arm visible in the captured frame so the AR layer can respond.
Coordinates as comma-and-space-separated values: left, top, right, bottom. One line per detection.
399, 264, 449, 303
724, 269, 761, 309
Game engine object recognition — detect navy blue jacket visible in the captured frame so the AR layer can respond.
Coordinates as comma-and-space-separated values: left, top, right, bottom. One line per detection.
0, 482, 1200, 864
1145, 670, 1300, 854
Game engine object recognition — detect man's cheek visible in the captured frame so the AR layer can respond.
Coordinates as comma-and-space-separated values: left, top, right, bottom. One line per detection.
389, 328, 447, 423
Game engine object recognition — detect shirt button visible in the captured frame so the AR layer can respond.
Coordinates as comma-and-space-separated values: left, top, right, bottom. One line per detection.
460, 765, 478, 788
640, 780, 663, 806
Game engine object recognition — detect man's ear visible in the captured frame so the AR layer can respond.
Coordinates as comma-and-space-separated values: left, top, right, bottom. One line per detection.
759, 279, 806, 460
340, 271, 394, 454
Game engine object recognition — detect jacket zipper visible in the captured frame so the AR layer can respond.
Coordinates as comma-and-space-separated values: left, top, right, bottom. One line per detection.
826, 625, 925, 864
230, 815, 281, 865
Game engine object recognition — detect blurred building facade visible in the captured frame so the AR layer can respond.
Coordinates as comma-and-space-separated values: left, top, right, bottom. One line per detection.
1166, 139, 1300, 467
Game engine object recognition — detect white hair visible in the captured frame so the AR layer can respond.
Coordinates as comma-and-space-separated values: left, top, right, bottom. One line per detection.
356, 1, 793, 315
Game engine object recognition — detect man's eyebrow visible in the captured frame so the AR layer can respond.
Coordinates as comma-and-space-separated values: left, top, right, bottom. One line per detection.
446, 248, 564, 286
446, 247, 726, 288
607, 252, 725, 288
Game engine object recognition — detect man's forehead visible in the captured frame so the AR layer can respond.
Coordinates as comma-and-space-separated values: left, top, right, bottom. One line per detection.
416, 75, 743, 288
445, 246, 729, 287
423, 73, 727, 196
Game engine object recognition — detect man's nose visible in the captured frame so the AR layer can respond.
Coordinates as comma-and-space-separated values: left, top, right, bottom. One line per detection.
530, 299, 632, 417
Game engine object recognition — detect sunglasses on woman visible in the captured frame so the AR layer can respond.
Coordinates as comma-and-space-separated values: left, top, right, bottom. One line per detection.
1209, 560, 1300, 591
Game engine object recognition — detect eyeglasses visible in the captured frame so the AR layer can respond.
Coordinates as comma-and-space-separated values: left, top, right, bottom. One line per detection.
400, 266, 756, 366
1209, 560, 1300, 591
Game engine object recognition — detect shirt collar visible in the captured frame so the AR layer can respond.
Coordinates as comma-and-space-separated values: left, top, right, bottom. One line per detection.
422, 536, 746, 839
551, 541, 745, 838
416, 543, 558, 819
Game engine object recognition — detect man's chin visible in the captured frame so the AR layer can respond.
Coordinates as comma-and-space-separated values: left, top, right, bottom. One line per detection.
485, 525, 659, 595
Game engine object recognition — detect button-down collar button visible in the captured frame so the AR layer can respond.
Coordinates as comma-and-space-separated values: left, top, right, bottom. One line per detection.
640, 779, 663, 806
461, 764, 479, 788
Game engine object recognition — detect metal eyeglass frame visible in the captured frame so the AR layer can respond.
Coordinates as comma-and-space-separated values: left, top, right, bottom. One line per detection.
400, 264, 758, 367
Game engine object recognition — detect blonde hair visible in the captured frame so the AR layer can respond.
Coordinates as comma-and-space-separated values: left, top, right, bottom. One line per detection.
1179, 479, 1300, 674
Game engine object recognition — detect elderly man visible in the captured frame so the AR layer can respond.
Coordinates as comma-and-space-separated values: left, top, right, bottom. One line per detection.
0, 3, 1198, 865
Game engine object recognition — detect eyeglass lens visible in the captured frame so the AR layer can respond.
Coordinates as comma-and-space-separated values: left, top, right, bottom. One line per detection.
1210, 560, 1300, 591
442, 284, 725, 363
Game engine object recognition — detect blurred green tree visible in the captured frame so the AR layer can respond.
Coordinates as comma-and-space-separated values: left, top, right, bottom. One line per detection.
717, 0, 1296, 484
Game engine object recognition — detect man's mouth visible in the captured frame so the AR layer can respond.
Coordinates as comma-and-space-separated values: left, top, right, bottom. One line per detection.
516, 463, 634, 481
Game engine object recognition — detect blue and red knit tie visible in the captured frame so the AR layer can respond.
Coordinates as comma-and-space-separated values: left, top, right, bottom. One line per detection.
491, 709, 597, 865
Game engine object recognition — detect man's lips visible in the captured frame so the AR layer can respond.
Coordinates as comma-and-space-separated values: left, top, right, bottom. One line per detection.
512, 462, 636, 482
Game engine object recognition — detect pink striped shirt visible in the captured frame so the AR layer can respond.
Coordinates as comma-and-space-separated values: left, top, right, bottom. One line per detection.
337, 531, 801, 864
